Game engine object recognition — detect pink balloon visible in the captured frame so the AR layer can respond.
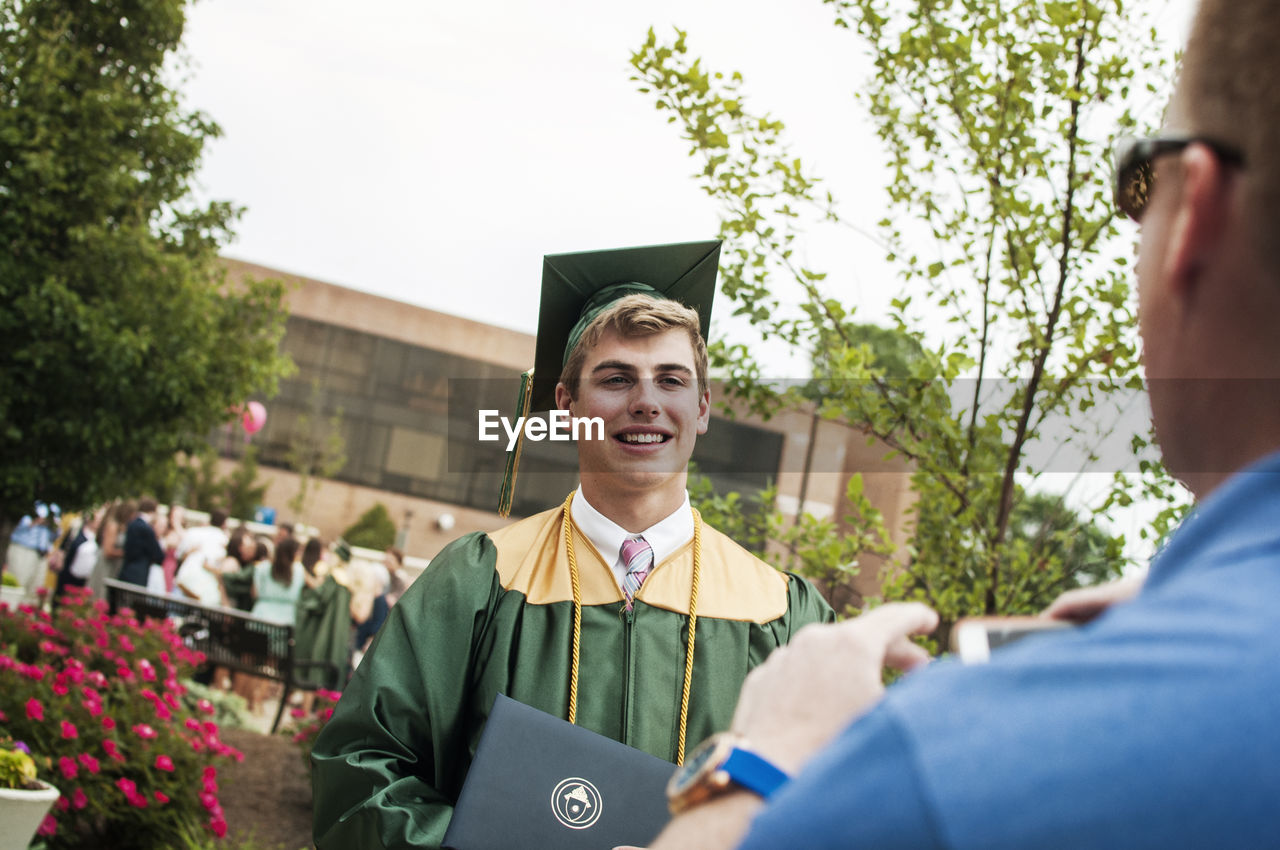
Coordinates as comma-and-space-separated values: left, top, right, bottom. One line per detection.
242, 401, 267, 435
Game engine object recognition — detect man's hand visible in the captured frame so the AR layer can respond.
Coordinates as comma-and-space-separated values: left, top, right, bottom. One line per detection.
1042, 574, 1144, 624
632, 603, 939, 850
730, 602, 939, 775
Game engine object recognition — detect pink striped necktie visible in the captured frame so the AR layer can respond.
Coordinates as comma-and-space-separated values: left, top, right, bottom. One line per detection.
620, 535, 654, 611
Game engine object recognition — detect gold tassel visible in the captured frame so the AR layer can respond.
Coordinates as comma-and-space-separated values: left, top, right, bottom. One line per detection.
497, 369, 534, 518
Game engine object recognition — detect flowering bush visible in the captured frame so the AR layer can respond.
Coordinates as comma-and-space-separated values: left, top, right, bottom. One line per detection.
278, 688, 341, 768
0, 588, 242, 848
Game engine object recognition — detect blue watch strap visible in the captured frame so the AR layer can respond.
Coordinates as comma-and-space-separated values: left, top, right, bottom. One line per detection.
721, 747, 791, 799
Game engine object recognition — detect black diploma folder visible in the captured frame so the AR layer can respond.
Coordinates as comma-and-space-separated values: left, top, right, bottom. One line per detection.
443, 694, 675, 849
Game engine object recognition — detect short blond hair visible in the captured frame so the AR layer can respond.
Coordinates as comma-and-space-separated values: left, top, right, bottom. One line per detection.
558, 294, 709, 400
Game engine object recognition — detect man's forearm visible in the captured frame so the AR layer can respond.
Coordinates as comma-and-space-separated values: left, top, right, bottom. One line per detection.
647, 791, 763, 850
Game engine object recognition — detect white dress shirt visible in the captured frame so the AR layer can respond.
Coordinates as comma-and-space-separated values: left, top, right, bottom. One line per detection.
569, 486, 694, 587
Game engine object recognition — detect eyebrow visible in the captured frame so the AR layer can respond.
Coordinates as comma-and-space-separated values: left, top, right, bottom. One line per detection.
591, 360, 695, 377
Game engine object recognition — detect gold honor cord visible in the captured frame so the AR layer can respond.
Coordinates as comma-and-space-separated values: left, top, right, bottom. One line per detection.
561, 491, 703, 765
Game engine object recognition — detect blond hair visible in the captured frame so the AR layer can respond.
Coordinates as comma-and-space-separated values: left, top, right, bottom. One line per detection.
558, 294, 708, 399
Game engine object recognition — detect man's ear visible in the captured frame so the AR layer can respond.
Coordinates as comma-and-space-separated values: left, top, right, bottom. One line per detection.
554, 382, 574, 413
696, 388, 711, 435
1164, 143, 1235, 301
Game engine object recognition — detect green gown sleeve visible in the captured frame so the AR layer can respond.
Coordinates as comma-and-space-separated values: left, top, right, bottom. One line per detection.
311, 532, 500, 850
783, 569, 838, 631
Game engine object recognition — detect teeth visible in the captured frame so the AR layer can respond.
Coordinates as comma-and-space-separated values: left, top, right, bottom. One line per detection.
620, 433, 665, 444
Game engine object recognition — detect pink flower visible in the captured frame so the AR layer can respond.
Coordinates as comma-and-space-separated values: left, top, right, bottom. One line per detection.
210, 816, 228, 838
116, 665, 134, 681
56, 796, 70, 812
102, 715, 116, 730
60, 720, 78, 739
83, 699, 103, 717
197, 699, 214, 715
78, 753, 100, 774
132, 723, 157, 740
58, 756, 78, 780
199, 790, 218, 810
72, 788, 88, 810
25, 698, 44, 720
118, 635, 135, 653
184, 718, 201, 731
37, 814, 57, 837
155, 754, 175, 772
155, 791, 170, 804
116, 777, 137, 797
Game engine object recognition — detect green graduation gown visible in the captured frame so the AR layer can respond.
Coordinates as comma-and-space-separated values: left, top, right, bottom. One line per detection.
293, 575, 353, 688
311, 503, 834, 849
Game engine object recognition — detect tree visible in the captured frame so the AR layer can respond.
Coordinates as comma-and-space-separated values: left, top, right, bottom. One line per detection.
342, 503, 397, 552
0, 0, 292, 552
284, 380, 348, 522
631, 0, 1184, 632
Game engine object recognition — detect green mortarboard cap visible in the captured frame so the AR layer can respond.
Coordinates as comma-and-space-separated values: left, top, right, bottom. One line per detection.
530, 240, 721, 413
498, 239, 721, 516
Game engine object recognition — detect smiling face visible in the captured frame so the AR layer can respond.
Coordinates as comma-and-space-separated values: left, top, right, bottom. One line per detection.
556, 326, 711, 523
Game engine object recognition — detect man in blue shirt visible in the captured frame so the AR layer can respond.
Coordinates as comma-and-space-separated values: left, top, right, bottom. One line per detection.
4, 502, 59, 603
644, 1, 1280, 847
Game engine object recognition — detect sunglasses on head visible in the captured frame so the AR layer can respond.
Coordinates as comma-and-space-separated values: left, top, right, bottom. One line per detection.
1112, 134, 1245, 222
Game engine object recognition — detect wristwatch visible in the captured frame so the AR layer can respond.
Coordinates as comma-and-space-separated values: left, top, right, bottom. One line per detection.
666, 733, 791, 814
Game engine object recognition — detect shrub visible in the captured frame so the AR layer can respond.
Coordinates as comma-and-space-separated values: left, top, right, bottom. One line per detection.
341, 503, 396, 550
0, 589, 242, 847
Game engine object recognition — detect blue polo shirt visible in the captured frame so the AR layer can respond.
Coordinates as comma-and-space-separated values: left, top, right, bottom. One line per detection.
741, 452, 1280, 850
9, 516, 55, 553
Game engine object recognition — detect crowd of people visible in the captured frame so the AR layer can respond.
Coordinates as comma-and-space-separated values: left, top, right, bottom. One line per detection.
3, 499, 409, 714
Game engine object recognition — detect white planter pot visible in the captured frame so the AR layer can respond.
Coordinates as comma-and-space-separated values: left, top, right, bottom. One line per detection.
0, 781, 60, 850
0, 585, 26, 609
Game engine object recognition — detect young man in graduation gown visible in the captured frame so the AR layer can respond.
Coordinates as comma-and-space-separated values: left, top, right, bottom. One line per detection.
310, 241, 834, 849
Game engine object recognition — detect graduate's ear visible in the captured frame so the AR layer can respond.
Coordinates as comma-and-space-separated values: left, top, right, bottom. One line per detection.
554, 381, 574, 412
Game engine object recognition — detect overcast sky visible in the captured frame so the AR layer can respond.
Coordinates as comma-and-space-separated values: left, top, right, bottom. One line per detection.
181, 0, 881, 344
182, 0, 1194, 354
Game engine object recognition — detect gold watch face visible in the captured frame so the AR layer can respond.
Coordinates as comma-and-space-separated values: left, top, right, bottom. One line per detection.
666, 734, 737, 813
